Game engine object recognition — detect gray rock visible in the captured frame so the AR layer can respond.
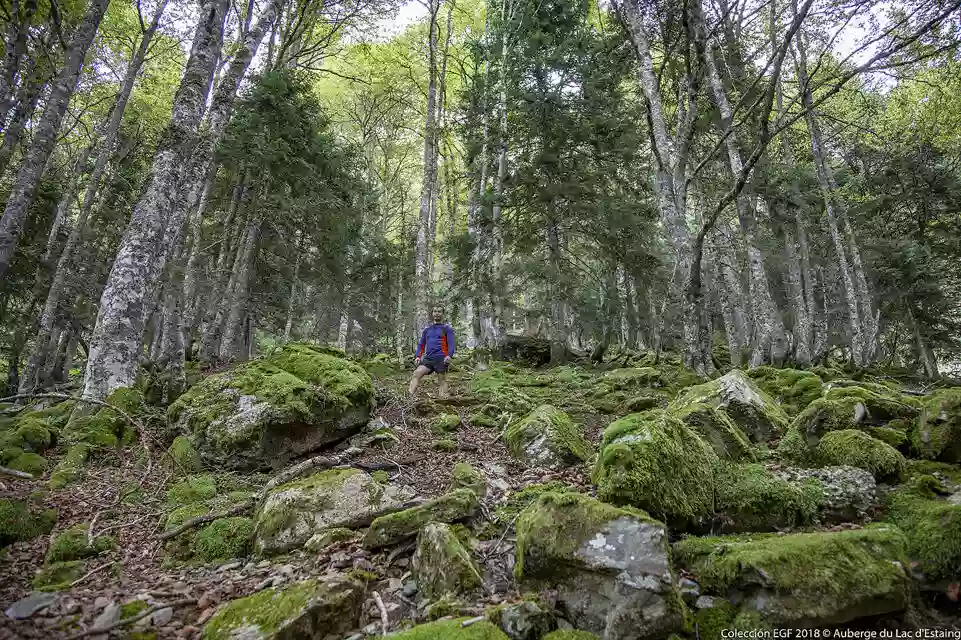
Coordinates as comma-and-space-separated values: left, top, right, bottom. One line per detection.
773, 465, 877, 522
495, 601, 556, 640
412, 523, 482, 599
674, 370, 789, 442
253, 468, 416, 555
516, 492, 682, 640
4, 592, 59, 619
91, 601, 121, 636
152, 607, 174, 626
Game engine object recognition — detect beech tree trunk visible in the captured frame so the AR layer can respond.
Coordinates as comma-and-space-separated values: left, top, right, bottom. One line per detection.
83, 0, 230, 400
0, 0, 37, 126
413, 0, 442, 332
0, 0, 110, 281
220, 218, 261, 362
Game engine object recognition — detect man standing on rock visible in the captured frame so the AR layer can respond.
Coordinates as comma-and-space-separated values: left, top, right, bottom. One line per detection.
409, 305, 455, 398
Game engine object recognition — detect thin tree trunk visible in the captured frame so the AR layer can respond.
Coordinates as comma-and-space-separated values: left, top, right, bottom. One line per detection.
283, 230, 302, 343
83, 0, 230, 400
0, 0, 37, 126
220, 217, 261, 362
0, 0, 110, 280
0, 56, 48, 178
413, 0, 442, 332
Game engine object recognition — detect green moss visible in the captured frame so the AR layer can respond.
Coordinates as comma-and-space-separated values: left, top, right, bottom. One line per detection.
362, 488, 479, 549
14, 417, 53, 450
167, 474, 218, 505
193, 517, 253, 562
479, 481, 574, 540
32, 560, 86, 590
387, 618, 509, 639
883, 476, 961, 580
815, 430, 906, 481
8, 451, 47, 476
413, 522, 482, 599
48, 443, 91, 489
63, 388, 143, 448
669, 403, 755, 462
912, 388, 961, 462
673, 370, 789, 442
672, 525, 910, 623
47, 524, 116, 562
504, 405, 591, 466
201, 578, 359, 640
0, 499, 57, 546
450, 462, 486, 496
746, 367, 824, 416
593, 410, 718, 525
266, 343, 374, 411
904, 460, 961, 485
713, 463, 822, 532
432, 438, 457, 451
868, 425, 908, 448
692, 600, 736, 640
542, 632, 600, 640
371, 470, 389, 484
167, 436, 202, 473
514, 491, 657, 580
469, 412, 499, 428
120, 600, 151, 619
305, 527, 356, 552
431, 413, 461, 434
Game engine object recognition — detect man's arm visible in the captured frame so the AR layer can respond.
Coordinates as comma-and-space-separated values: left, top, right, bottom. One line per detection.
445, 324, 455, 359
415, 328, 427, 361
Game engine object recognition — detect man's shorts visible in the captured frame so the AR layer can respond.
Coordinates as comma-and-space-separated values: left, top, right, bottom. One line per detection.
420, 357, 449, 374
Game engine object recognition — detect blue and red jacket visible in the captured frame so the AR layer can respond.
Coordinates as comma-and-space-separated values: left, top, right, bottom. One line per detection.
416, 323, 455, 360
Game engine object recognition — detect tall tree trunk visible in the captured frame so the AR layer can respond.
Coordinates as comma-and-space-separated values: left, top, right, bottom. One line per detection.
414, 0, 442, 332
220, 218, 261, 362
0, 0, 110, 280
283, 230, 302, 343
0, 55, 48, 178
83, 0, 230, 400
0, 0, 37, 125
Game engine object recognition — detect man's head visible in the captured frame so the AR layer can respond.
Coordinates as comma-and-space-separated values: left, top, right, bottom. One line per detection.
431, 306, 444, 323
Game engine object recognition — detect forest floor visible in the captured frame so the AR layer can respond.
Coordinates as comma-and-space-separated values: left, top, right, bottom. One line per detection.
1, 357, 960, 639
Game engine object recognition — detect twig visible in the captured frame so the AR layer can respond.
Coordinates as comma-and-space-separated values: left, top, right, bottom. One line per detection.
483, 512, 521, 561
0, 466, 33, 479
159, 501, 254, 540
65, 598, 196, 639
97, 512, 159, 536
372, 590, 388, 636
87, 511, 103, 545
461, 616, 486, 627
496, 414, 514, 441
69, 561, 115, 587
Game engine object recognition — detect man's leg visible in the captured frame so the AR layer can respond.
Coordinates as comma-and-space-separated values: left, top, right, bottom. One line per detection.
409, 365, 431, 396
437, 373, 449, 398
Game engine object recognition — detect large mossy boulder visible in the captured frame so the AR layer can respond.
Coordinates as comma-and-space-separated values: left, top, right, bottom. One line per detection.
362, 488, 479, 549
713, 463, 822, 532
504, 405, 591, 469
0, 499, 56, 547
746, 367, 824, 416
168, 344, 374, 471
771, 466, 877, 523
814, 429, 906, 481
791, 385, 920, 445
912, 388, 961, 463
515, 492, 683, 640
668, 403, 755, 462
673, 525, 911, 627
593, 409, 717, 526
254, 468, 415, 555
673, 370, 788, 443
412, 522, 482, 599
201, 577, 362, 640
883, 475, 961, 584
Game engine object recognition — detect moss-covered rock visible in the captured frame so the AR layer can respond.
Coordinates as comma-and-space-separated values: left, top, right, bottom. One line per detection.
254, 468, 415, 555
193, 517, 254, 562
169, 345, 374, 471
770, 465, 877, 523
201, 577, 362, 640
883, 475, 961, 582
430, 413, 461, 433
673, 525, 910, 626
167, 474, 218, 505
46, 524, 115, 562
362, 488, 479, 549
868, 425, 909, 449
48, 443, 91, 489
713, 463, 822, 532
63, 388, 143, 448
669, 403, 755, 462
386, 618, 509, 639
791, 385, 920, 447
504, 405, 591, 469
431, 438, 458, 451
541, 632, 600, 640
746, 367, 824, 416
0, 499, 56, 546
412, 522, 482, 599
32, 560, 86, 590
673, 370, 788, 443
594, 410, 717, 525
514, 491, 682, 640
912, 388, 961, 462
478, 481, 575, 540
814, 429, 906, 481
7, 451, 47, 475
13, 416, 55, 450
167, 435, 202, 473
304, 527, 356, 552
450, 462, 487, 497
488, 600, 556, 640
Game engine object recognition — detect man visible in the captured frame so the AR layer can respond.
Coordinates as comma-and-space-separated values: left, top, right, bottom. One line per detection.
409, 305, 455, 398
